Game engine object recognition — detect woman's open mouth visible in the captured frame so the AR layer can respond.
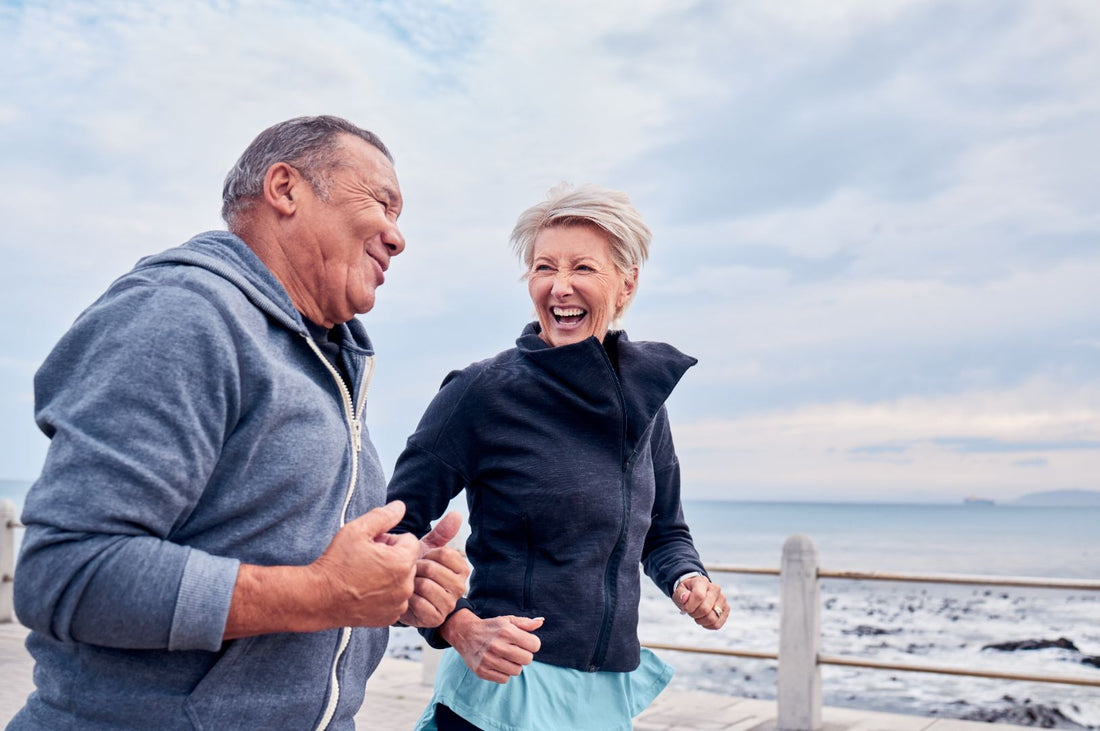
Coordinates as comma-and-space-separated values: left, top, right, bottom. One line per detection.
552, 306, 587, 326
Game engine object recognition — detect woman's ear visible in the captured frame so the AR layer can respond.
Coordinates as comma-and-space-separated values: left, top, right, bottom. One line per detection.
617, 266, 639, 309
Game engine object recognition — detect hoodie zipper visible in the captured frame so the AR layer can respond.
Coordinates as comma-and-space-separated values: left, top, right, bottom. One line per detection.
303, 335, 375, 731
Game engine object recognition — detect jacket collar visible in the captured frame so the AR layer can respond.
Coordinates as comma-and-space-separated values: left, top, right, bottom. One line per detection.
516, 322, 696, 448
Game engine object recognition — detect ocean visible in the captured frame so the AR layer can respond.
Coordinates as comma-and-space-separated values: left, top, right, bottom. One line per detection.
644, 500, 1100, 729
3, 482, 1098, 727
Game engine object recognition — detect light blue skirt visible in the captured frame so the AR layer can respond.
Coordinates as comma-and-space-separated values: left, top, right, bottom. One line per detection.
414, 648, 673, 731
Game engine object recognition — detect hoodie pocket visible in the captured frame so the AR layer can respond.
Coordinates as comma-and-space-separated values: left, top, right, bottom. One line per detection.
183, 636, 258, 730
183, 631, 347, 730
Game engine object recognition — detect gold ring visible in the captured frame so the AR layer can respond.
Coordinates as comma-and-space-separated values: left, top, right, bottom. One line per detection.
714, 606, 723, 618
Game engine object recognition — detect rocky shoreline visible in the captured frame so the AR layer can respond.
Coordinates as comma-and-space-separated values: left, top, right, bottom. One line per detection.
982, 637, 1100, 671
634, 577, 1100, 729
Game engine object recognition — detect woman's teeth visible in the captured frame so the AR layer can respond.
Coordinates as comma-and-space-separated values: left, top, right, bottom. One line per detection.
552, 306, 586, 324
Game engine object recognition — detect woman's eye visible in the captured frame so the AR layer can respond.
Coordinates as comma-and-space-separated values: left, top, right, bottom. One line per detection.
576, 265, 594, 272
534, 264, 553, 272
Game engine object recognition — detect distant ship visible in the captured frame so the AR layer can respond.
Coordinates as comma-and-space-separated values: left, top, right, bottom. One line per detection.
963, 496, 995, 506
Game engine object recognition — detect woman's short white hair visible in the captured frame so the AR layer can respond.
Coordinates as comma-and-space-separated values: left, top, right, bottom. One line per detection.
510, 183, 652, 276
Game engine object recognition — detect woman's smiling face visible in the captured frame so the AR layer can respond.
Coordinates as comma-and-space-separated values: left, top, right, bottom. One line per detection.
527, 224, 637, 347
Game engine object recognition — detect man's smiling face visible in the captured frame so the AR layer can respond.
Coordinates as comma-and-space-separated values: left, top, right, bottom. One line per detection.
295, 135, 405, 325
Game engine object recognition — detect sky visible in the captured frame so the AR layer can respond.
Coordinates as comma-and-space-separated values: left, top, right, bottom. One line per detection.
1, 0, 1098, 503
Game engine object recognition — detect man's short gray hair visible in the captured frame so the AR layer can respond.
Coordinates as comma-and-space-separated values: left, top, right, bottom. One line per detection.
221, 115, 392, 228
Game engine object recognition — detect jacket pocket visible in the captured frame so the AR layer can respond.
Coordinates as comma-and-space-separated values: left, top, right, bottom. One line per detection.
521, 514, 535, 611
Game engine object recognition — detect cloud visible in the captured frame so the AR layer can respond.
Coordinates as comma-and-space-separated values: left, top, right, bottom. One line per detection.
672, 377, 1100, 501
930, 437, 1100, 454
1, 0, 1097, 501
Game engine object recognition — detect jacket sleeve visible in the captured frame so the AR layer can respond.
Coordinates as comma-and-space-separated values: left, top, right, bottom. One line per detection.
14, 282, 241, 652
641, 406, 707, 597
387, 369, 479, 647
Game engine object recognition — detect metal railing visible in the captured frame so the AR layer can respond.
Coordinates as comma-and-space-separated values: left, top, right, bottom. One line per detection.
641, 534, 1100, 730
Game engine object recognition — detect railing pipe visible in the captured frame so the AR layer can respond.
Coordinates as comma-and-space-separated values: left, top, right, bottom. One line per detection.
702, 564, 1100, 591
1, 499, 16, 624
704, 564, 780, 576
643, 642, 778, 661
817, 568, 1100, 591
777, 534, 822, 731
817, 654, 1100, 687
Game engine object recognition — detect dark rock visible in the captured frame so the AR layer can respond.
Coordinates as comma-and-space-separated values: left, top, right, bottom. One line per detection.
982, 637, 1080, 652
961, 701, 1087, 729
843, 624, 901, 636
1081, 655, 1100, 669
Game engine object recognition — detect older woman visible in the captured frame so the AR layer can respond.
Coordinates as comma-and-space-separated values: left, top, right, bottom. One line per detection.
388, 183, 728, 731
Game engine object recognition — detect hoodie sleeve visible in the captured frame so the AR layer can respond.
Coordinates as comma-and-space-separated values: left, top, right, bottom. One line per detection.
641, 406, 707, 596
15, 281, 241, 651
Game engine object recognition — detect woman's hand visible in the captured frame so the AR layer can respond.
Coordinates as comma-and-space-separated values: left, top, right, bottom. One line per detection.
439, 609, 544, 684
673, 575, 729, 630
398, 512, 471, 628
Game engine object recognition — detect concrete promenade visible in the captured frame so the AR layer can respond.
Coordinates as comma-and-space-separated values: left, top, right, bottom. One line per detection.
0, 621, 1031, 730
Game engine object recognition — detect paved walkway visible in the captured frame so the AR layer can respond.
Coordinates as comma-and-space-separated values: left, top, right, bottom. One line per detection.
0, 621, 1031, 730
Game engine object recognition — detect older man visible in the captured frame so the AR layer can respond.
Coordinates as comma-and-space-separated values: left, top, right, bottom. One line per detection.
10, 116, 469, 729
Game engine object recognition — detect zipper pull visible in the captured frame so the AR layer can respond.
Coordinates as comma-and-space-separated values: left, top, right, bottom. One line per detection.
351, 418, 362, 452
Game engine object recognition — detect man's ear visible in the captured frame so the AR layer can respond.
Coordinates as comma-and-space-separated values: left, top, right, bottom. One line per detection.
263, 162, 300, 216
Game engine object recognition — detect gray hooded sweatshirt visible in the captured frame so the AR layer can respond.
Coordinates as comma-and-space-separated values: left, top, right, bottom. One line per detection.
11, 231, 388, 730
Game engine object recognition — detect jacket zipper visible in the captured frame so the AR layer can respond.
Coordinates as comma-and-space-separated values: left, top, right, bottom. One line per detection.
303, 336, 375, 731
588, 359, 632, 671
521, 514, 535, 611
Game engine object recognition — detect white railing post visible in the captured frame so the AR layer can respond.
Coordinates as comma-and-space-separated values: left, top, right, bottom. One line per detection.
778, 534, 822, 731
421, 641, 442, 686
1, 499, 16, 624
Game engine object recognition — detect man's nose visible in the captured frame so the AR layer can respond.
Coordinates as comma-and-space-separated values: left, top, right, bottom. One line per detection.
384, 221, 405, 256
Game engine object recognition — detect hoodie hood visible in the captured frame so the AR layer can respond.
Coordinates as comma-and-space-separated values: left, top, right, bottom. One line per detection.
134, 230, 307, 335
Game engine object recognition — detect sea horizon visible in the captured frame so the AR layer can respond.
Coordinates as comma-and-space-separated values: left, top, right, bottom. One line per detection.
4, 477, 1098, 507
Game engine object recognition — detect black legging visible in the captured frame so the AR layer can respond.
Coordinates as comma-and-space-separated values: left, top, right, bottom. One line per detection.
434, 703, 484, 730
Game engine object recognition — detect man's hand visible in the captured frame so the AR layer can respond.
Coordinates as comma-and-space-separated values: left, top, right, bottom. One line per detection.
673, 575, 729, 630
440, 609, 543, 684
399, 512, 471, 628
308, 501, 421, 627
225, 501, 419, 639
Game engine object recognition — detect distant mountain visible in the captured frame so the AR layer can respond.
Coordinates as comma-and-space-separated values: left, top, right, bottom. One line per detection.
1013, 489, 1100, 507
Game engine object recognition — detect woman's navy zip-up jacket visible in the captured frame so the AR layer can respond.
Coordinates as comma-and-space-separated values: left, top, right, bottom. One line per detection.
389, 323, 707, 673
